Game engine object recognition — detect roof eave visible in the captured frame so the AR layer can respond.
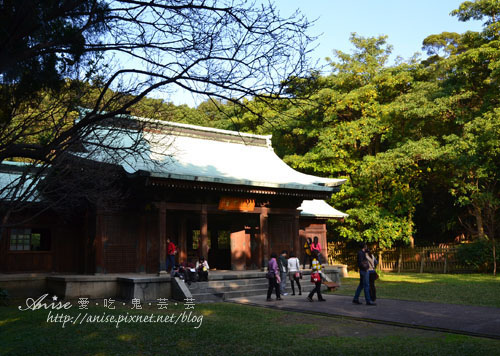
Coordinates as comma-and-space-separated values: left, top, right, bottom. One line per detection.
147, 171, 335, 192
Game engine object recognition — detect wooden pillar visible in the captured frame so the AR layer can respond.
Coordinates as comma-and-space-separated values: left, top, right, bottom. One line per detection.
94, 210, 105, 274
293, 213, 300, 259
82, 208, 91, 274
253, 223, 262, 270
397, 249, 403, 274
200, 204, 209, 259
259, 207, 269, 269
137, 214, 147, 273
179, 216, 187, 263
158, 202, 167, 274
320, 224, 328, 265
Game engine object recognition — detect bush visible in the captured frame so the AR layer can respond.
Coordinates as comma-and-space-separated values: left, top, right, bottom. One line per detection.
456, 240, 500, 272
0, 288, 9, 305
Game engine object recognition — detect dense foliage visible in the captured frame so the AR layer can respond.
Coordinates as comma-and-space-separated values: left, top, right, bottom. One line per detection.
456, 240, 500, 272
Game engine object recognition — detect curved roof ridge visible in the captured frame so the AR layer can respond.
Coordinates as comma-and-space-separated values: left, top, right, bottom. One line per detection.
132, 115, 273, 147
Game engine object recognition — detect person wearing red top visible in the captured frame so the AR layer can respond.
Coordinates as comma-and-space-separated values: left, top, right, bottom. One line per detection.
166, 238, 177, 272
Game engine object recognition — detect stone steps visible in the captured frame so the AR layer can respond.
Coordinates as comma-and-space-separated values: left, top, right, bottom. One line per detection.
187, 277, 270, 302
187, 279, 268, 293
183, 267, 341, 303
190, 284, 269, 294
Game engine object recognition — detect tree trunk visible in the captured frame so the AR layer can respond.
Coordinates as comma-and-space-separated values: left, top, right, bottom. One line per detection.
473, 204, 485, 239
493, 236, 497, 277
482, 199, 497, 276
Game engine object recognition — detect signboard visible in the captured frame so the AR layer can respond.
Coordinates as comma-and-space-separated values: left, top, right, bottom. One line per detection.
218, 197, 255, 211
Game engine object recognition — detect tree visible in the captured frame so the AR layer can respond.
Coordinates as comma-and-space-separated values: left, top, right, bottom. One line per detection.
421, 0, 500, 274
0, 0, 314, 221
445, 112, 500, 274
271, 34, 432, 249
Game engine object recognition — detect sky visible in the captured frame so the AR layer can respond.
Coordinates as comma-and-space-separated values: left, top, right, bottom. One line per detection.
169, 0, 484, 107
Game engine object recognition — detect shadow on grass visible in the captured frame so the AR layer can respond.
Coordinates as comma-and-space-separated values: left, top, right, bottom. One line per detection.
1, 303, 500, 356
335, 273, 500, 307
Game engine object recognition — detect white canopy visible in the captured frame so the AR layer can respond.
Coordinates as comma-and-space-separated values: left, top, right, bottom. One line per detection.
299, 199, 348, 218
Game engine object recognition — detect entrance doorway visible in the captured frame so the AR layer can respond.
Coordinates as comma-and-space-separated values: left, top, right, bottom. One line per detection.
187, 227, 231, 269
185, 213, 259, 270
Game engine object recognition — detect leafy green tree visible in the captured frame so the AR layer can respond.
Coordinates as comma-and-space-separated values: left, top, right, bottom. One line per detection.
444, 111, 500, 275
0, 0, 109, 123
421, 0, 500, 274
274, 34, 436, 248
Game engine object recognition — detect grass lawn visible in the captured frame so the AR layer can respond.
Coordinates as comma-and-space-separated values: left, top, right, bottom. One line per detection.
333, 272, 500, 308
1, 301, 499, 356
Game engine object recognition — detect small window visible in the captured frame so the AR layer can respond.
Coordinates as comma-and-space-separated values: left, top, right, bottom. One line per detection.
218, 231, 231, 250
9, 228, 51, 251
191, 230, 211, 250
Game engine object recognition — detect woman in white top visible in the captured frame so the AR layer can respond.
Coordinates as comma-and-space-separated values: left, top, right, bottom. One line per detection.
287, 252, 302, 295
365, 249, 378, 302
196, 256, 209, 281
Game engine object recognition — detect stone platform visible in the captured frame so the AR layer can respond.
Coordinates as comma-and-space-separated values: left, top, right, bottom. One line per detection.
0, 266, 341, 302
0, 273, 172, 301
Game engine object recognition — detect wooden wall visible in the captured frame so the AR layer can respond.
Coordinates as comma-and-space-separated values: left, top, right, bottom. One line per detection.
1, 205, 328, 274
300, 219, 328, 265
97, 210, 161, 274
268, 215, 294, 256
101, 212, 138, 273
0, 211, 84, 273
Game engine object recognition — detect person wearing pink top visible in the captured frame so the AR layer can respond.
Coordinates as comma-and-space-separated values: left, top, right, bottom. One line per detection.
266, 252, 282, 301
310, 236, 322, 263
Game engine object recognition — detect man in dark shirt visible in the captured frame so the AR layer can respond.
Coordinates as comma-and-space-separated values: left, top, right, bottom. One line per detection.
277, 250, 288, 296
353, 243, 376, 305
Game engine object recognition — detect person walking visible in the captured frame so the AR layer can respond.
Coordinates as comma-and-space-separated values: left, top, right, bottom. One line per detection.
278, 250, 288, 295
353, 243, 376, 305
287, 252, 302, 296
365, 248, 378, 302
303, 237, 312, 269
307, 251, 326, 302
310, 236, 322, 263
266, 252, 281, 301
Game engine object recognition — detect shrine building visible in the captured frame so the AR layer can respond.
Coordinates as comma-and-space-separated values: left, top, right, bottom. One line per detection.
0, 118, 347, 274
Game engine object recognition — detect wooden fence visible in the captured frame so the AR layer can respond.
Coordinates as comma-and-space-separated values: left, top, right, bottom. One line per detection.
328, 242, 473, 273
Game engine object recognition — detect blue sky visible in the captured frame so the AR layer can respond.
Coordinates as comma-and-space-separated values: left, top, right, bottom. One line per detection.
275, 0, 483, 64
169, 0, 484, 106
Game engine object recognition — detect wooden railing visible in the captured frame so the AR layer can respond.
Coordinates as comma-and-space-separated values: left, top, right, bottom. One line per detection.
328, 242, 473, 273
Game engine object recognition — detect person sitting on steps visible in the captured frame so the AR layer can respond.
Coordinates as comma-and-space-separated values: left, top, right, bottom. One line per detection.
303, 237, 312, 269
196, 256, 209, 282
